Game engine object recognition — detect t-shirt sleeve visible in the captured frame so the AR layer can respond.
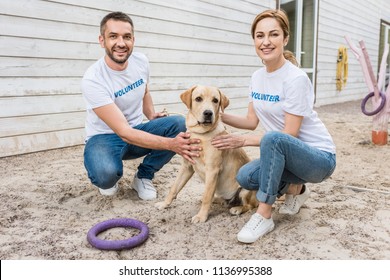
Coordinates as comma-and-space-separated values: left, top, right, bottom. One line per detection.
81, 77, 113, 110
282, 75, 313, 117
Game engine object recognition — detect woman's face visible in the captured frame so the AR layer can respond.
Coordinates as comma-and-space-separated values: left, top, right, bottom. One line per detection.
253, 17, 288, 69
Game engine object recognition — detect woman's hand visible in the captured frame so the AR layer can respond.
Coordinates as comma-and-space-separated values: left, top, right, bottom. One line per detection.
211, 134, 245, 149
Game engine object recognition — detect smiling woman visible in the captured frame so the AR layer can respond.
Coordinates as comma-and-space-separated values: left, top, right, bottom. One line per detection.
211, 9, 336, 244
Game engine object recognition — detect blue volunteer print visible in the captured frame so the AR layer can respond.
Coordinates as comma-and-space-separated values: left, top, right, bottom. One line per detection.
251, 91, 280, 102
114, 78, 144, 98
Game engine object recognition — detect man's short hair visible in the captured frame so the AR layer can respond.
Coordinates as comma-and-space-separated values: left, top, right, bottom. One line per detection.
100, 11, 134, 35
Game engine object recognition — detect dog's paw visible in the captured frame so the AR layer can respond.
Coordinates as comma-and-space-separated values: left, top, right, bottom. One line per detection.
155, 201, 169, 209
191, 214, 208, 223
229, 206, 243, 216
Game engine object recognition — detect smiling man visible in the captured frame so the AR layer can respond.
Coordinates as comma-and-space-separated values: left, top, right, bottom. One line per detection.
81, 12, 200, 200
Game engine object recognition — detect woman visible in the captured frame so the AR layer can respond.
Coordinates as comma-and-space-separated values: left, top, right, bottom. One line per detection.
211, 9, 336, 244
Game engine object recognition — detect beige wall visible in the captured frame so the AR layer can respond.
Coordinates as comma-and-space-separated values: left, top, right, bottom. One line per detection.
0, 0, 274, 157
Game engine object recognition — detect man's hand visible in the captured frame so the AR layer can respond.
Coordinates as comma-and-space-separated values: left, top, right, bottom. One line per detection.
150, 110, 168, 120
170, 132, 201, 164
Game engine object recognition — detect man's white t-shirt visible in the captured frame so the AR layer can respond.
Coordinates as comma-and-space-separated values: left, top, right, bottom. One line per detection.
81, 52, 149, 141
249, 60, 336, 154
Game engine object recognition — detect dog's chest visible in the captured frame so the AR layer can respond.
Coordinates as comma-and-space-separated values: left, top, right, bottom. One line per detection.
192, 138, 223, 180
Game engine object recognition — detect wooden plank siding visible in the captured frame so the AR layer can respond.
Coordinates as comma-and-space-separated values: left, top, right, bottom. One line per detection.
0, 0, 274, 157
315, 0, 390, 106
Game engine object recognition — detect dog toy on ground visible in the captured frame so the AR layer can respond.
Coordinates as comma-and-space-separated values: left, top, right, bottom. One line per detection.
87, 218, 149, 250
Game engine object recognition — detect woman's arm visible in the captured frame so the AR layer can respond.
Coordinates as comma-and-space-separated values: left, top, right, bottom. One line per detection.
221, 102, 259, 130
283, 112, 303, 137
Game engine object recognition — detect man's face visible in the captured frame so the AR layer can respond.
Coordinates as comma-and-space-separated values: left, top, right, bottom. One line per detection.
99, 19, 135, 68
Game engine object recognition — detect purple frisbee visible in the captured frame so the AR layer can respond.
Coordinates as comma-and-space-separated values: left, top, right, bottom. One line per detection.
87, 218, 149, 250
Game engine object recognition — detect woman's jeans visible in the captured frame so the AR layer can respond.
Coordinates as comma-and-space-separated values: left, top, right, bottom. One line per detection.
84, 115, 186, 190
236, 131, 336, 205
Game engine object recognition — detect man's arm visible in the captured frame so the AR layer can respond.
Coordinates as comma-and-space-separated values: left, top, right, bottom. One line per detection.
142, 84, 156, 120
93, 103, 200, 162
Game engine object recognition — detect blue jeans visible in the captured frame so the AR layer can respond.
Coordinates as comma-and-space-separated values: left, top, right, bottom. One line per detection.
236, 131, 336, 205
83, 115, 186, 189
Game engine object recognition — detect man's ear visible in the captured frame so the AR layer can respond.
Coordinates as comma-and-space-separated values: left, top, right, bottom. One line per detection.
218, 90, 229, 112
99, 35, 105, 48
180, 85, 197, 109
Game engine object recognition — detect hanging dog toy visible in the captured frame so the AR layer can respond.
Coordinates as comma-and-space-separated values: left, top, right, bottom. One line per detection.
336, 45, 348, 91
345, 35, 390, 145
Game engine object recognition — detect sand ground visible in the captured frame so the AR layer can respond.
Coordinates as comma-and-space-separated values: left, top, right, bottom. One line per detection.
1, 100, 389, 260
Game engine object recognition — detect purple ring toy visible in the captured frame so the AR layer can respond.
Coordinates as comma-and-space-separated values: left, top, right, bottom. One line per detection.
361, 91, 386, 116
87, 218, 149, 250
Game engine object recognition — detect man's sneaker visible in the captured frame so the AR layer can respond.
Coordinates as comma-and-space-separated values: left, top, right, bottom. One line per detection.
99, 183, 119, 196
279, 185, 310, 215
237, 213, 275, 243
130, 173, 157, 200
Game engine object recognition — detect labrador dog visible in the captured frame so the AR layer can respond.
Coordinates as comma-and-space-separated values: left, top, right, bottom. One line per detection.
155, 85, 258, 223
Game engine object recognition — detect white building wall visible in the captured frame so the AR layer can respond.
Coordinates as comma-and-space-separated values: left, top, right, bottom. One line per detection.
0, 0, 275, 157
315, 0, 390, 106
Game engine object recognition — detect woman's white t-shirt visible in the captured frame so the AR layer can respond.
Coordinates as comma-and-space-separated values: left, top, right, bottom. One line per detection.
249, 60, 336, 154
81, 52, 149, 141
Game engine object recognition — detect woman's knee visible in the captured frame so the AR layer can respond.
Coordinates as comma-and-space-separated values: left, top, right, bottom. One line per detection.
235, 168, 247, 187
261, 131, 284, 147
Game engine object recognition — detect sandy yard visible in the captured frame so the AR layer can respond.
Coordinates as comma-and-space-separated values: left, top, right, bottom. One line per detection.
0, 100, 389, 260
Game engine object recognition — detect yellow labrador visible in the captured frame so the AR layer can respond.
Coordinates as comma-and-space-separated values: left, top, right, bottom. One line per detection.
155, 85, 258, 223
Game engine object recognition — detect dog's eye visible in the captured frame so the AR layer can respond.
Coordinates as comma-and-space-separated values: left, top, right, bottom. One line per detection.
195, 97, 203, 102
212, 98, 219, 103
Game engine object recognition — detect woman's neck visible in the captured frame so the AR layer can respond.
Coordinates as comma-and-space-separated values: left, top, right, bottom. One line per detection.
265, 57, 287, 73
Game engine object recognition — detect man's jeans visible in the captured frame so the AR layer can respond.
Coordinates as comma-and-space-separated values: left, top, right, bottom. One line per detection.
236, 131, 336, 204
84, 115, 186, 190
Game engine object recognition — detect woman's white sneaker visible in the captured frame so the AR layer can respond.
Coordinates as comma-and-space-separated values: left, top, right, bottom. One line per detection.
237, 213, 275, 243
279, 185, 310, 215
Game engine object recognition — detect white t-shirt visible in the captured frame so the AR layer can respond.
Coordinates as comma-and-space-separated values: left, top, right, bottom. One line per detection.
249, 60, 336, 153
81, 52, 149, 141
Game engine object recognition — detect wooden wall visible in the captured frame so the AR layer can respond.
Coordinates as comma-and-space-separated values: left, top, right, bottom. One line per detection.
0, 0, 274, 157
315, 0, 390, 106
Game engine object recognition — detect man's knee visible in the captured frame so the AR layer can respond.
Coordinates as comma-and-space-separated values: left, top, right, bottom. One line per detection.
88, 165, 122, 189
171, 115, 186, 132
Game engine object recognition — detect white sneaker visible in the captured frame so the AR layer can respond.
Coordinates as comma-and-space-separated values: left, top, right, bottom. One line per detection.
237, 213, 275, 243
130, 173, 157, 200
279, 185, 310, 215
99, 183, 119, 196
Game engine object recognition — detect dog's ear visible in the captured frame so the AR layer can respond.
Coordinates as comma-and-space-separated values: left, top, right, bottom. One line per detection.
218, 90, 230, 112
180, 86, 197, 109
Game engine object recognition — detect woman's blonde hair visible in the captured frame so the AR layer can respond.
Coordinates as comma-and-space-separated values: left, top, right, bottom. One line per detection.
251, 9, 299, 67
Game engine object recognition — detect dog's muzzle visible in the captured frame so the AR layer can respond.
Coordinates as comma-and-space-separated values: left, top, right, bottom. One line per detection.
200, 110, 213, 125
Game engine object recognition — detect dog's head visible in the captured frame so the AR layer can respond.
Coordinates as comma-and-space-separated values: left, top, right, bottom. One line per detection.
180, 85, 229, 132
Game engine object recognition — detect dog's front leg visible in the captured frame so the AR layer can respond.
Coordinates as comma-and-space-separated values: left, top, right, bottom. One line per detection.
191, 169, 220, 223
155, 162, 194, 210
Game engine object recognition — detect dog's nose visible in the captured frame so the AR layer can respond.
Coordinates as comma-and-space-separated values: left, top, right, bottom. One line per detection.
203, 110, 213, 120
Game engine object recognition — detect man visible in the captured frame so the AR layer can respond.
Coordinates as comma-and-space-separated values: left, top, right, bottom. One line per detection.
82, 11, 199, 200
